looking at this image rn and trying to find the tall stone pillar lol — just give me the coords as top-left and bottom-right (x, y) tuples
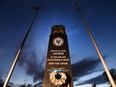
(43, 25), (74, 87)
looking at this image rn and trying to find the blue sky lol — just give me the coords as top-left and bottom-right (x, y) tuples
(0, 0), (116, 86)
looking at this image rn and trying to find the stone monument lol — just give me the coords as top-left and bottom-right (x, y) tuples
(43, 25), (74, 87)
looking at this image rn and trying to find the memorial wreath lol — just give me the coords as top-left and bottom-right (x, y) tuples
(49, 71), (67, 86)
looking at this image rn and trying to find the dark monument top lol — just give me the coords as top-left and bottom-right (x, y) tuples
(51, 25), (66, 34)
